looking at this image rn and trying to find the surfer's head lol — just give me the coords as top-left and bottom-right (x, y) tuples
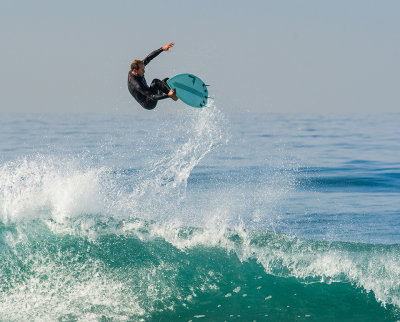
(131, 60), (145, 77)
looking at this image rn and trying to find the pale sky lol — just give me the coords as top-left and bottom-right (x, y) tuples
(1, 0), (399, 114)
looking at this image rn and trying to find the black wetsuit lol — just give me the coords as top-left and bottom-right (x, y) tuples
(127, 47), (171, 110)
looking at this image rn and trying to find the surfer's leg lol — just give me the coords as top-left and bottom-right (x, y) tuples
(150, 78), (178, 101)
(150, 79), (170, 95)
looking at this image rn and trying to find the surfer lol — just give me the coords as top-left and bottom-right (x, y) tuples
(128, 42), (178, 110)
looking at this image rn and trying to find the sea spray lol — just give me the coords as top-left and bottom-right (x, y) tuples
(0, 105), (227, 226)
(123, 103), (227, 221)
(0, 157), (108, 224)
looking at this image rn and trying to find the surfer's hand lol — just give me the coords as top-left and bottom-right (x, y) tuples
(162, 42), (175, 52)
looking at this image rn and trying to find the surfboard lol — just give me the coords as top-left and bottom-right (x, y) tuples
(167, 74), (208, 108)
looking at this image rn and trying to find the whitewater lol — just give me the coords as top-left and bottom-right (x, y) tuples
(1, 107), (400, 321)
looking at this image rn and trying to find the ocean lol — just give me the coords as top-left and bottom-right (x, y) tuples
(0, 107), (399, 321)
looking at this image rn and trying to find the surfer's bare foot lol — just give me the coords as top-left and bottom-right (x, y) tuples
(168, 89), (178, 101)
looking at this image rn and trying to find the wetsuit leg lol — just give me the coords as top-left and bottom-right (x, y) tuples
(140, 79), (171, 110)
(142, 100), (157, 110)
(150, 79), (170, 95)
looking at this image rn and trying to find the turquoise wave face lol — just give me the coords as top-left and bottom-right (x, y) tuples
(1, 217), (399, 321)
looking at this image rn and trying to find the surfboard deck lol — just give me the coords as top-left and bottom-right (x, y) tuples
(167, 74), (208, 108)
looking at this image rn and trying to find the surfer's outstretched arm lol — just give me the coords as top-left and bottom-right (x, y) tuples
(143, 42), (175, 66)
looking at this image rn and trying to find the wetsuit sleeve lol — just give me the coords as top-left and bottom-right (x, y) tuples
(143, 48), (163, 66)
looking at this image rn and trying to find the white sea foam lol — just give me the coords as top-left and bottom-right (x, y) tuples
(0, 157), (109, 223)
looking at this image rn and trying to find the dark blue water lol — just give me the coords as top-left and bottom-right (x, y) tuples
(0, 109), (399, 320)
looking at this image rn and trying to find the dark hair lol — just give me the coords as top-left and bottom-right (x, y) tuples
(131, 59), (144, 71)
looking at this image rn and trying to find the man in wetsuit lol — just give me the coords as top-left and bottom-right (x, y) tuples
(128, 42), (178, 110)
